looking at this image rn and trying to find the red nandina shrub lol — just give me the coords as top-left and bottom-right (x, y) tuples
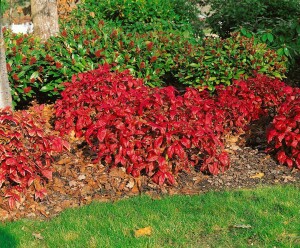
(0, 107), (69, 209)
(267, 91), (300, 169)
(55, 65), (230, 184)
(214, 82), (263, 133)
(235, 74), (295, 113)
(54, 66), (299, 184)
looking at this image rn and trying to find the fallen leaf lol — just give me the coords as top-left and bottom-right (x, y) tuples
(126, 179), (135, 189)
(78, 174), (86, 180)
(226, 135), (239, 143)
(260, 155), (271, 161)
(131, 184), (140, 194)
(282, 175), (295, 182)
(109, 167), (126, 177)
(231, 224), (252, 229)
(32, 232), (44, 240)
(0, 208), (9, 220)
(57, 157), (72, 165)
(134, 226), (152, 237)
(250, 172), (264, 179)
(69, 180), (77, 187)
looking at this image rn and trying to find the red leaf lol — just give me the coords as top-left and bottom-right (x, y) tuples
(180, 137), (191, 148)
(267, 129), (277, 143)
(277, 150), (287, 164)
(154, 136), (163, 149)
(97, 129), (107, 142)
(218, 152), (229, 167)
(9, 174), (21, 184)
(208, 162), (219, 175)
(174, 144), (185, 159)
(6, 158), (17, 166)
(8, 197), (16, 210)
(35, 188), (47, 200)
(41, 169), (52, 180)
(0, 174), (6, 187)
(153, 171), (166, 185)
(167, 145), (175, 159)
(165, 172), (175, 185)
(147, 153), (159, 162)
(131, 169), (140, 177)
(286, 158), (293, 168)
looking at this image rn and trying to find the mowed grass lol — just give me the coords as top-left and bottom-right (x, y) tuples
(0, 185), (299, 248)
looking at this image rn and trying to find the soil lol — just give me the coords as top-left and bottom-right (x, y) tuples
(0, 105), (299, 222)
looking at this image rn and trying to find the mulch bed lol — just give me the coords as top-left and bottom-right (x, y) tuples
(0, 105), (299, 222)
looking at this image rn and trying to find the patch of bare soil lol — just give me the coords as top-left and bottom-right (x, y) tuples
(0, 105), (299, 222)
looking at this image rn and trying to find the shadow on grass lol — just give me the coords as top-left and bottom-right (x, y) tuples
(0, 228), (17, 248)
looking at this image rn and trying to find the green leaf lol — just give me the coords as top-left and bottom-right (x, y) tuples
(40, 85), (54, 92)
(272, 72), (282, 79)
(284, 47), (290, 56)
(240, 27), (247, 36)
(189, 63), (199, 68)
(261, 34), (268, 42)
(277, 48), (284, 56)
(267, 33), (274, 43)
(17, 71), (26, 78)
(30, 71), (39, 79)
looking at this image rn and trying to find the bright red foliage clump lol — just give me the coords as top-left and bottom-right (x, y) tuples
(0, 107), (69, 209)
(267, 91), (300, 169)
(55, 65), (232, 184)
(54, 65), (299, 185)
(237, 74), (295, 112)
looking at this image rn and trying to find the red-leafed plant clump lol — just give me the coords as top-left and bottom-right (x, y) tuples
(267, 90), (300, 169)
(54, 65), (300, 185)
(55, 65), (231, 185)
(236, 74), (296, 113)
(0, 107), (69, 209)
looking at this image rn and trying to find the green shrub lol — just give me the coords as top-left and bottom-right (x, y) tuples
(206, 0), (300, 38)
(0, 0), (8, 13)
(238, 22), (300, 67)
(4, 24), (288, 107)
(66, 0), (204, 37)
(4, 31), (43, 107)
(176, 32), (287, 89)
(205, 0), (300, 66)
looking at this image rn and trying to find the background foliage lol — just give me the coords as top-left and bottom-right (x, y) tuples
(69, 0), (204, 37)
(205, 0), (300, 66)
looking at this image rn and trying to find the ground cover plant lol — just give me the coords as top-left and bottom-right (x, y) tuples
(0, 185), (299, 247)
(267, 94), (300, 169)
(0, 106), (69, 209)
(54, 65), (300, 187)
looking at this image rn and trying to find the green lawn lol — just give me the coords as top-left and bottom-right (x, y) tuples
(1, 185), (299, 248)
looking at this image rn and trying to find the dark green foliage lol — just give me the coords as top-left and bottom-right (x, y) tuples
(206, 0), (300, 66)
(66, 0), (204, 37)
(206, 0), (300, 38)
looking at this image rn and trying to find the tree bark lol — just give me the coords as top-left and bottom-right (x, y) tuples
(31, 0), (59, 41)
(0, 26), (13, 109)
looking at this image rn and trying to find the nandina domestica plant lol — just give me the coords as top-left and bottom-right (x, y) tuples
(54, 65), (231, 185)
(0, 107), (69, 209)
(54, 65), (300, 185)
(267, 91), (300, 169)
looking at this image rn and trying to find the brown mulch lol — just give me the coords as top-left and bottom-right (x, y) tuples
(0, 105), (299, 222)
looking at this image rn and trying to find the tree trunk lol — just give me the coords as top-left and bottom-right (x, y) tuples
(31, 0), (59, 41)
(0, 26), (13, 109)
